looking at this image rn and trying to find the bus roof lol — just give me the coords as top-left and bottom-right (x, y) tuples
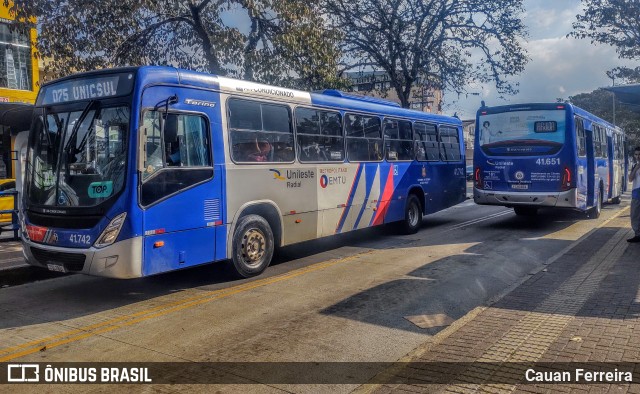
(42, 66), (461, 126)
(477, 102), (622, 133)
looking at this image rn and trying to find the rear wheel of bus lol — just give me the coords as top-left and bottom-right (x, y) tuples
(588, 186), (603, 219)
(399, 194), (423, 234)
(231, 215), (274, 278)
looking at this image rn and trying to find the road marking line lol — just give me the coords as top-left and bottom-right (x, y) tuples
(0, 250), (374, 362)
(445, 210), (512, 232)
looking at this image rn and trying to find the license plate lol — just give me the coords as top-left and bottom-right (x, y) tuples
(511, 184), (529, 190)
(47, 264), (66, 273)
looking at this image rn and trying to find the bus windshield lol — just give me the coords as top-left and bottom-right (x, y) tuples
(26, 104), (130, 207)
(478, 110), (566, 155)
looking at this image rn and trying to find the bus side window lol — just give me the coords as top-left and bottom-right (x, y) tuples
(142, 111), (164, 178)
(229, 99), (293, 163)
(295, 107), (344, 162)
(575, 117), (586, 157)
(414, 122), (441, 162)
(439, 126), (461, 161)
(345, 113), (382, 162)
(384, 118), (413, 161)
(140, 111), (213, 206)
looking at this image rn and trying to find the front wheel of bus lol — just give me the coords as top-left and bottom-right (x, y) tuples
(231, 215), (274, 278)
(399, 195), (423, 234)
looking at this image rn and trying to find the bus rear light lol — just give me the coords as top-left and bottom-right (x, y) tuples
(561, 167), (573, 191)
(94, 212), (127, 249)
(475, 168), (483, 189)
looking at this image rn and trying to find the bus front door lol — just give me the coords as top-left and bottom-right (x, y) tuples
(585, 126), (596, 208)
(139, 86), (223, 276)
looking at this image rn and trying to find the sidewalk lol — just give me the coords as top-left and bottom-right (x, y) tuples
(364, 207), (640, 392)
(0, 236), (26, 271)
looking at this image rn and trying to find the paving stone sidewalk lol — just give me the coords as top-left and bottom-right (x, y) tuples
(368, 213), (640, 393)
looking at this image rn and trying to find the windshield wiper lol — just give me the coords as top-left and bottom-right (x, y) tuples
(63, 100), (99, 153)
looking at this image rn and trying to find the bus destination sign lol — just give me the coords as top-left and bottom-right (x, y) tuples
(39, 73), (134, 105)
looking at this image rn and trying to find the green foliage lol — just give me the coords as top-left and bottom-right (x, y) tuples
(568, 88), (640, 148)
(571, 0), (640, 60)
(7, 0), (346, 90)
(571, 1), (640, 88)
(322, 0), (529, 108)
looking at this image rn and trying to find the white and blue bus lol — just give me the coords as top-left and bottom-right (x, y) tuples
(21, 66), (466, 278)
(473, 103), (627, 217)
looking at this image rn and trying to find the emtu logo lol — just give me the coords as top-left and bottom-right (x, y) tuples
(320, 175), (328, 188)
(269, 169), (286, 180)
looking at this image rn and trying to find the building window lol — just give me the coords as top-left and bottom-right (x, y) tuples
(0, 23), (32, 91)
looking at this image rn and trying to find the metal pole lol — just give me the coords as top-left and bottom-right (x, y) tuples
(612, 76), (616, 126)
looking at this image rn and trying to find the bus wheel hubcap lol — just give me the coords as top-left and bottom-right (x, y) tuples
(242, 229), (265, 266)
(409, 203), (419, 226)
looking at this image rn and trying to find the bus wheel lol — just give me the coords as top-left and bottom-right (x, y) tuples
(399, 194), (423, 234)
(514, 206), (538, 216)
(611, 196), (621, 205)
(231, 215), (274, 278)
(589, 190), (602, 219)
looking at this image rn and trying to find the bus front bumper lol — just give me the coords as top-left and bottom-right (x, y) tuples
(473, 188), (577, 208)
(22, 236), (144, 279)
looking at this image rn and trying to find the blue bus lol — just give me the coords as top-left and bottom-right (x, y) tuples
(473, 103), (627, 218)
(21, 66), (466, 278)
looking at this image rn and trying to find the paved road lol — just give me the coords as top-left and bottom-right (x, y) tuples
(0, 197), (627, 392)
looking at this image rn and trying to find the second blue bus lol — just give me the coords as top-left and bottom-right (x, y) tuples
(473, 103), (627, 217)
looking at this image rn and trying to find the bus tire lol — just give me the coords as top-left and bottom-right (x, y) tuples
(611, 196), (621, 205)
(231, 214), (274, 278)
(589, 188), (602, 219)
(514, 206), (538, 216)
(399, 194), (423, 234)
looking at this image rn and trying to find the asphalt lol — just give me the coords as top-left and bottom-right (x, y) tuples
(2, 192), (640, 392)
(359, 199), (640, 393)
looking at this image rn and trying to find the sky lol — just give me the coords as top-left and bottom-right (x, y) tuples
(445, 0), (636, 120)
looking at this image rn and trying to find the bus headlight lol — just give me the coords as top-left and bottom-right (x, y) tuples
(94, 213), (127, 249)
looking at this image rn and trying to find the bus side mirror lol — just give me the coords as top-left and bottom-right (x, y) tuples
(138, 127), (147, 173)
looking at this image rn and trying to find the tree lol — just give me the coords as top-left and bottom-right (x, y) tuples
(7, 0), (345, 90)
(322, 0), (529, 108)
(571, 0), (640, 60)
(567, 88), (640, 147)
(571, 0), (640, 83)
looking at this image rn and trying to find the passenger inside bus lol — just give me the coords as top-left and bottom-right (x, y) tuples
(238, 138), (272, 162)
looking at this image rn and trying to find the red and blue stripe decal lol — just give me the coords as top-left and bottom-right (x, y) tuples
(335, 163), (363, 234)
(371, 164), (395, 226)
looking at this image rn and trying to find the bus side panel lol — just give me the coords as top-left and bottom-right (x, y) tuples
(422, 162), (466, 215)
(143, 227), (217, 275)
(381, 162), (409, 224)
